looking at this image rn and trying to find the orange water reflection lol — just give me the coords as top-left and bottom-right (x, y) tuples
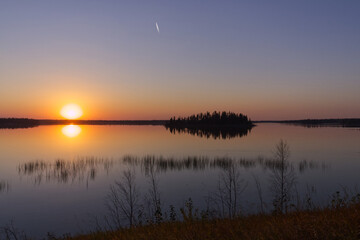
(62, 125), (82, 138)
(0, 124), (359, 166)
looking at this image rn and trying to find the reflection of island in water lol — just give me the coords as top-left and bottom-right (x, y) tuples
(165, 125), (252, 139)
(165, 111), (254, 139)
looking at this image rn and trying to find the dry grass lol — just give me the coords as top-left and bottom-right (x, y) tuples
(65, 203), (360, 240)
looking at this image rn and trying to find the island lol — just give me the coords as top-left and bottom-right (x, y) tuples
(164, 111), (254, 139)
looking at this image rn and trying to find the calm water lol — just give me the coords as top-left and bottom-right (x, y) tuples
(0, 123), (359, 237)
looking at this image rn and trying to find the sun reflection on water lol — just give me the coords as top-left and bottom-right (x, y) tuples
(62, 125), (82, 138)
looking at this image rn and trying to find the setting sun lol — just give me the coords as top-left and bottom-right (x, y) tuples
(60, 104), (83, 119)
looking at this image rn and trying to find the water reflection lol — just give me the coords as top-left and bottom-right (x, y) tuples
(165, 125), (252, 139)
(123, 155), (329, 175)
(0, 180), (10, 193)
(18, 157), (113, 184)
(62, 125), (81, 138)
(17, 156), (328, 185)
(0, 124), (358, 237)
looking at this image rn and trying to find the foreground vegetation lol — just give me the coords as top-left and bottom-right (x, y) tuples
(61, 141), (359, 240)
(1, 197), (359, 240)
(1, 141), (359, 240)
(64, 202), (360, 240)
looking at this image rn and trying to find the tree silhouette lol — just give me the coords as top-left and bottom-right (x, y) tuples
(106, 168), (140, 228)
(270, 140), (295, 214)
(166, 111), (254, 139)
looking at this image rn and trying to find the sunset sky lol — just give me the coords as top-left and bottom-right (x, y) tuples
(0, 1), (359, 120)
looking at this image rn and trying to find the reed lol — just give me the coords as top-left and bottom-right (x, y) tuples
(65, 202), (360, 240)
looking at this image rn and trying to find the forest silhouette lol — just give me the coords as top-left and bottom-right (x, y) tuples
(165, 111), (254, 139)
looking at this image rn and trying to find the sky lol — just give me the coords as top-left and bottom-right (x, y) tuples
(0, 0), (359, 120)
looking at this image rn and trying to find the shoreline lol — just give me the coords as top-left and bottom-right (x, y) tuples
(1, 118), (360, 129)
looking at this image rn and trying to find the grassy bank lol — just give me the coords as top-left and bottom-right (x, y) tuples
(66, 203), (360, 240)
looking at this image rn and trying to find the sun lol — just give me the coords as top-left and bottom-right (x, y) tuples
(60, 104), (83, 119)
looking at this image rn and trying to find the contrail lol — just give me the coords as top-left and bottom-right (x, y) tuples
(156, 22), (160, 33)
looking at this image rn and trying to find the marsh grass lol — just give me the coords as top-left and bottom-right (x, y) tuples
(69, 179), (360, 240)
(63, 201), (360, 240)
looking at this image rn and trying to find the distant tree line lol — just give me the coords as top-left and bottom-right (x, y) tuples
(168, 111), (253, 126)
(279, 118), (360, 128)
(0, 118), (39, 129)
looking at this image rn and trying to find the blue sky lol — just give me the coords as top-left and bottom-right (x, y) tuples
(1, 1), (359, 120)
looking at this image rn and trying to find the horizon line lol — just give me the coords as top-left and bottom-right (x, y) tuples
(1, 117), (360, 122)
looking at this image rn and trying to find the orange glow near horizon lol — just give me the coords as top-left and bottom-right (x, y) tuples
(1, 91), (359, 121)
(60, 104), (83, 119)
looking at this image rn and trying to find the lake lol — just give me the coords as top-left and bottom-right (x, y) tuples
(0, 123), (359, 237)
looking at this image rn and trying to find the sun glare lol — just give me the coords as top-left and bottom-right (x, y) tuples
(62, 125), (82, 138)
(60, 104), (83, 119)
